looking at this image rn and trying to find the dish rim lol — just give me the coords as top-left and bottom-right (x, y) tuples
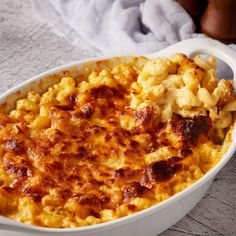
(0, 38), (236, 233)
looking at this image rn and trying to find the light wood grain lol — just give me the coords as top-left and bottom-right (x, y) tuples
(0, 1), (235, 235)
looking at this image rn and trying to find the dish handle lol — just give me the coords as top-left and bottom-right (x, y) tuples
(152, 38), (236, 89)
(188, 38), (236, 88)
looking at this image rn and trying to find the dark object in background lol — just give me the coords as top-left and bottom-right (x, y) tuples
(177, 0), (208, 32)
(177, 0), (236, 44)
(200, 0), (236, 44)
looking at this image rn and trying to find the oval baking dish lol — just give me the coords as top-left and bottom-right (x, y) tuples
(0, 38), (236, 236)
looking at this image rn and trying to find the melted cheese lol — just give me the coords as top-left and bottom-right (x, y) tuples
(0, 54), (235, 228)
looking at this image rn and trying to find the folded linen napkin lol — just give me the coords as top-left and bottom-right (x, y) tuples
(32, 0), (235, 78)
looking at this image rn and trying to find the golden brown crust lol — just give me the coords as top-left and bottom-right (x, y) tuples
(170, 115), (211, 143)
(121, 182), (147, 202)
(217, 80), (235, 109)
(0, 54), (235, 228)
(140, 157), (182, 188)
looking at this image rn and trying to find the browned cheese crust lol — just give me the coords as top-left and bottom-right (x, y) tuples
(0, 54), (235, 228)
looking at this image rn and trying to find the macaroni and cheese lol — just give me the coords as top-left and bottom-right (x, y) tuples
(0, 54), (235, 228)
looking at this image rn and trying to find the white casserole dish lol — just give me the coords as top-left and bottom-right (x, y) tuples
(0, 38), (236, 236)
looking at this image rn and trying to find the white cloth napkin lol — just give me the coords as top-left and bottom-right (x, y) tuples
(32, 0), (235, 78)
(32, 0), (196, 54)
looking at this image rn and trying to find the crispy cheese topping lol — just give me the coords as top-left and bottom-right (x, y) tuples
(0, 54), (235, 228)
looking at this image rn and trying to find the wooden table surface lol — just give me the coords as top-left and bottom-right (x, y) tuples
(0, 1), (235, 235)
